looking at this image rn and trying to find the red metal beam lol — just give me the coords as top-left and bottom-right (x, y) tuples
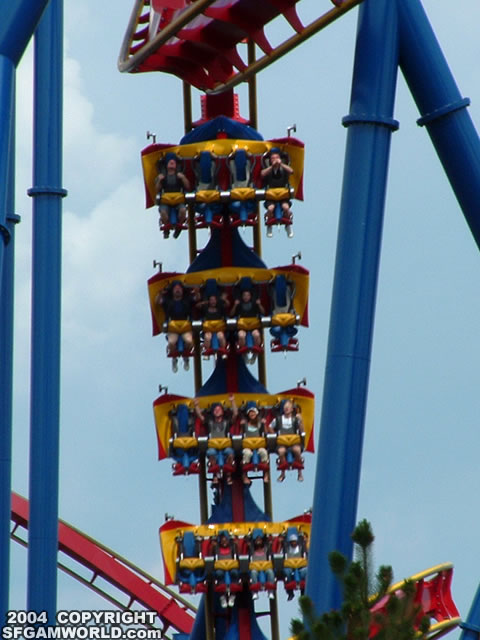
(10, 492), (195, 635)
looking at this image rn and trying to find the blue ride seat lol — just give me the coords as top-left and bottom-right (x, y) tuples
(178, 531), (206, 591)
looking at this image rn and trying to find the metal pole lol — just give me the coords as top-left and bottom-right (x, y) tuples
(397, 0), (480, 251)
(0, 102), (20, 621)
(0, 0), (51, 621)
(0, 55), (15, 294)
(183, 81), (193, 134)
(307, 0), (399, 613)
(0, 1), (50, 65)
(0, 0), (51, 287)
(27, 0), (67, 621)
(460, 583), (480, 640)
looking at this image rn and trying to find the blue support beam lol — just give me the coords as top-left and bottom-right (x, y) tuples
(0, 56), (15, 293)
(398, 0), (480, 249)
(0, 1), (50, 290)
(306, 0), (399, 613)
(0, 101), (20, 621)
(0, 0), (50, 66)
(0, 0), (50, 617)
(27, 0), (67, 622)
(460, 583), (480, 640)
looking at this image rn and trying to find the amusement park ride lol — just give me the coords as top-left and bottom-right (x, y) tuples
(2, 0), (480, 639)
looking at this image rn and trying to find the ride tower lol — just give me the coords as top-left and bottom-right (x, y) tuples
(137, 54), (315, 640)
(145, 105), (315, 639)
(117, 1), (357, 638)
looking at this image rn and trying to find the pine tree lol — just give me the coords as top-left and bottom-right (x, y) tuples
(290, 520), (430, 640)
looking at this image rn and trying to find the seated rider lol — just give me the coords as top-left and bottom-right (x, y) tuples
(261, 147), (294, 239)
(240, 402), (269, 484)
(194, 395), (237, 483)
(196, 292), (229, 353)
(249, 530), (275, 601)
(156, 281), (196, 372)
(210, 531), (239, 609)
(230, 288), (265, 361)
(283, 531), (307, 601)
(155, 152), (191, 238)
(271, 399), (304, 482)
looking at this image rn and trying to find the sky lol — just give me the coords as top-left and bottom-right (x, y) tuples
(7, 0), (480, 637)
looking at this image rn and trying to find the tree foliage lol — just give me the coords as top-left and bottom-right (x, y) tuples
(290, 520), (430, 640)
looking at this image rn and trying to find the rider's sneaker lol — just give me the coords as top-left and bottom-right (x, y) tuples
(183, 357), (190, 371)
(172, 358), (178, 373)
(266, 225), (273, 238)
(173, 226), (182, 239)
(285, 225), (294, 238)
(163, 229), (170, 239)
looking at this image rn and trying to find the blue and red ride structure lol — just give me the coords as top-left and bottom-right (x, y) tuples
(143, 108), (313, 640)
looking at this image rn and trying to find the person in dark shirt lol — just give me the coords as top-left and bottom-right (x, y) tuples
(249, 531), (275, 600)
(196, 293), (228, 351)
(261, 148), (294, 238)
(230, 289), (265, 350)
(210, 531), (239, 608)
(156, 281), (195, 371)
(155, 153), (190, 238)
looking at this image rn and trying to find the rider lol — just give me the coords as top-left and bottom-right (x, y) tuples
(196, 292), (229, 353)
(249, 530), (275, 600)
(271, 399), (304, 482)
(230, 288), (265, 362)
(155, 152), (191, 238)
(210, 531), (239, 608)
(261, 147), (294, 238)
(240, 402), (269, 484)
(283, 531), (307, 601)
(194, 395), (237, 483)
(156, 281), (195, 372)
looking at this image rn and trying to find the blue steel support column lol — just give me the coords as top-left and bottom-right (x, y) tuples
(27, 0), (67, 621)
(0, 56), (15, 292)
(306, 0), (399, 613)
(0, 102), (20, 622)
(398, 0), (480, 250)
(460, 584), (480, 640)
(0, 0), (49, 616)
(0, 0), (50, 288)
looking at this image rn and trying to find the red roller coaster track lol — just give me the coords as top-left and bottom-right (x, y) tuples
(10, 493), (195, 637)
